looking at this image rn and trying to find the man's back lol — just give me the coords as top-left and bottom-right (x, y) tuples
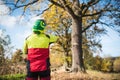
(26, 33), (50, 48)
(25, 33), (50, 72)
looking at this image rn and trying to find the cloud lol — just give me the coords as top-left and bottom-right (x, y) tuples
(0, 15), (17, 28)
(0, 2), (10, 15)
(16, 30), (31, 40)
(0, 15), (33, 29)
(0, 1), (42, 29)
(0, 2), (22, 28)
(0, 1), (16, 28)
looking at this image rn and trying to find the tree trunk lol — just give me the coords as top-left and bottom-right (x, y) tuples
(71, 16), (85, 72)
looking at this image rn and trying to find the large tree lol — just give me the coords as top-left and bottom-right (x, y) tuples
(2, 0), (120, 72)
(42, 4), (104, 71)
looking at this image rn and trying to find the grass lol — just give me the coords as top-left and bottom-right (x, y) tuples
(0, 74), (25, 80)
(0, 70), (119, 80)
(87, 70), (120, 80)
(51, 69), (120, 80)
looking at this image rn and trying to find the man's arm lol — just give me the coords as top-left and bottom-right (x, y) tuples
(22, 40), (28, 60)
(49, 35), (58, 44)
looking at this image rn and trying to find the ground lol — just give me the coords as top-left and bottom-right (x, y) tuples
(51, 69), (120, 80)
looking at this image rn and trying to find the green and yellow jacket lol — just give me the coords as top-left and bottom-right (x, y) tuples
(23, 33), (57, 72)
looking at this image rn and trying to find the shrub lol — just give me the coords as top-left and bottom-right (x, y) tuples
(113, 58), (120, 72)
(101, 59), (113, 72)
(0, 74), (25, 80)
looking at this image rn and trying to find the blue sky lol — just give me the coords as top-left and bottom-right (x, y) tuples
(0, 1), (120, 57)
(100, 28), (120, 57)
(0, 14), (39, 49)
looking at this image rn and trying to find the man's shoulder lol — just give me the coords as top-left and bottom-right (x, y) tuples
(25, 33), (51, 40)
(41, 33), (50, 39)
(25, 34), (32, 40)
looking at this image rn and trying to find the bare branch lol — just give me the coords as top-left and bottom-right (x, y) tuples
(2, 2), (15, 6)
(55, 30), (64, 40)
(82, 0), (100, 15)
(87, 0), (100, 6)
(4, 0), (39, 13)
(82, 14), (101, 33)
(59, 0), (75, 17)
(15, 0), (39, 8)
(99, 20), (115, 29)
(19, 6), (27, 20)
(48, 0), (64, 9)
(15, 0), (20, 7)
(36, 4), (54, 16)
(83, 0), (111, 17)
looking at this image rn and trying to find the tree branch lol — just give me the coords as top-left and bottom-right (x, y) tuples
(82, 14), (101, 33)
(49, 0), (76, 17)
(4, 0), (39, 11)
(14, 0), (39, 9)
(14, 0), (20, 7)
(82, 0), (100, 15)
(59, 0), (75, 17)
(55, 30), (64, 40)
(36, 4), (54, 16)
(99, 20), (115, 29)
(83, 0), (111, 17)
(99, 20), (120, 35)
(2, 2), (15, 6)
(48, 0), (64, 9)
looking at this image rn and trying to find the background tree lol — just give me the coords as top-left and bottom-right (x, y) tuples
(101, 58), (113, 72)
(0, 29), (11, 65)
(113, 58), (120, 72)
(11, 49), (23, 63)
(0, 28), (12, 75)
(50, 43), (65, 68)
(3, 0), (120, 72)
(42, 5), (72, 70)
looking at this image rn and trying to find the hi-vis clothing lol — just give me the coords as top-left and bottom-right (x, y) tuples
(23, 33), (57, 72)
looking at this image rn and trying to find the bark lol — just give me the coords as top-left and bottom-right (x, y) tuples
(71, 16), (85, 72)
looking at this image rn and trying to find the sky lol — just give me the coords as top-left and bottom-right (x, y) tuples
(0, 1), (120, 57)
(100, 28), (120, 57)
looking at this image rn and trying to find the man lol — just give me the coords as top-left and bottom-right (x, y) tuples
(23, 19), (58, 80)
